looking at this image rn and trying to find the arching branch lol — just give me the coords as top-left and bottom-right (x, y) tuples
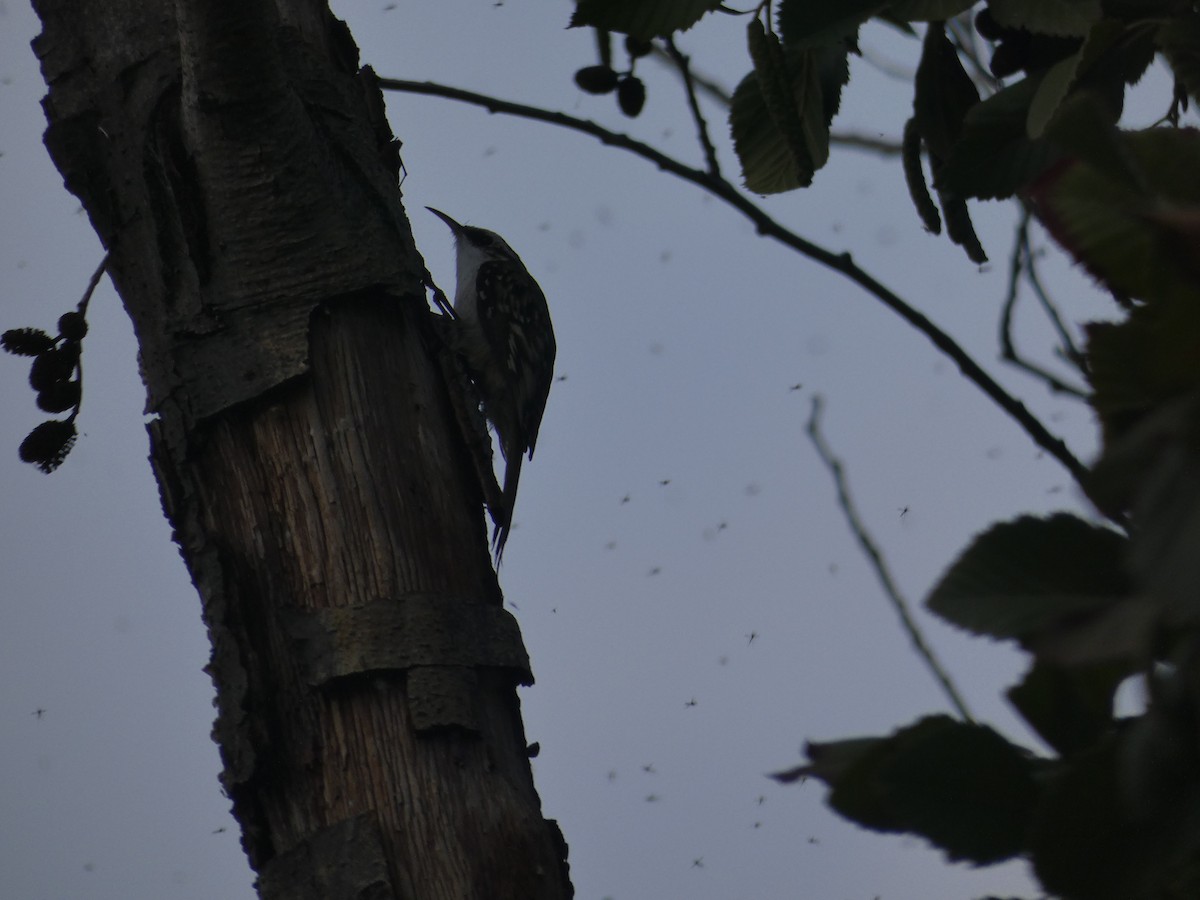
(380, 77), (1105, 520)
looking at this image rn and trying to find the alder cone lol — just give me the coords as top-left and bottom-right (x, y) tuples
(617, 75), (646, 117)
(575, 65), (618, 94)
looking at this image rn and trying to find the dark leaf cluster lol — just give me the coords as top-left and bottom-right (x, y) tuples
(779, 511), (1200, 898)
(567, 1), (1200, 897)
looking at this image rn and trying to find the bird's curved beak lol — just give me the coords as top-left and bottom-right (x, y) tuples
(426, 206), (463, 234)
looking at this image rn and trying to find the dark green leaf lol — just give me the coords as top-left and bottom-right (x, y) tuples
(889, 0), (979, 21)
(777, 0), (887, 47)
(1027, 18), (1150, 139)
(796, 736), (884, 781)
(989, 0), (1102, 37)
(1006, 661), (1127, 755)
(1088, 396), (1200, 626)
(570, 0), (722, 39)
(1030, 733), (1200, 899)
(1031, 125), (1200, 304)
(926, 513), (1129, 641)
(732, 37), (845, 193)
(812, 716), (1040, 864)
(935, 76), (1061, 199)
(874, 718), (1038, 864)
(1083, 310), (1200, 445)
(745, 19), (816, 185)
(1041, 90), (1136, 186)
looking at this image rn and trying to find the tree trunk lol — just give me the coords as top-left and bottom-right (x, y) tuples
(32, 1), (570, 896)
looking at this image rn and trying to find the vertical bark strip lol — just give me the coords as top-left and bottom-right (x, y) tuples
(32, 0), (571, 895)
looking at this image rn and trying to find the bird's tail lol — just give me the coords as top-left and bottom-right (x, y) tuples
(491, 449), (524, 564)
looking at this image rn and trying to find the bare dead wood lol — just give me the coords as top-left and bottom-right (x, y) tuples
(33, 1), (570, 895)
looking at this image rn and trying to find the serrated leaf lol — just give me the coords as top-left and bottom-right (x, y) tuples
(778, 0), (887, 47)
(1026, 594), (1157, 666)
(773, 736), (884, 785)
(1084, 304), (1200, 445)
(811, 717), (1039, 864)
(1030, 127), (1200, 305)
(1089, 394), (1200, 627)
(1027, 19), (1128, 139)
(1040, 91), (1135, 187)
(989, 0), (1102, 37)
(569, 0), (721, 39)
(888, 0), (979, 22)
(936, 76), (1061, 200)
(1029, 734), (1200, 900)
(873, 718), (1038, 864)
(1029, 740), (1134, 899)
(814, 37), (851, 122)
(730, 72), (799, 194)
(746, 19), (815, 185)
(823, 737), (911, 833)
(926, 514), (1129, 642)
(1007, 661), (1127, 756)
(731, 41), (845, 194)
(1027, 53), (1083, 139)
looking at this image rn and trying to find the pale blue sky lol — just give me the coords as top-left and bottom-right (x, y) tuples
(1, 2), (1136, 898)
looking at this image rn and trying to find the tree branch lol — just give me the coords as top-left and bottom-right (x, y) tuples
(650, 42), (733, 106)
(662, 37), (722, 177)
(380, 78), (1104, 517)
(826, 131), (903, 156)
(806, 396), (973, 722)
(999, 210), (1088, 398)
(1020, 219), (1086, 371)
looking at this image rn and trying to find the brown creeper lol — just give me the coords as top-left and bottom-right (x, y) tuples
(428, 207), (556, 561)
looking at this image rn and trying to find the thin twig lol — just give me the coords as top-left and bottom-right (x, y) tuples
(663, 37), (722, 177)
(1020, 221), (1086, 371)
(998, 211), (1087, 397)
(380, 78), (1107, 520)
(650, 44), (732, 106)
(423, 266), (456, 319)
(806, 395), (973, 722)
(828, 131), (903, 156)
(66, 253), (109, 426)
(78, 252), (110, 317)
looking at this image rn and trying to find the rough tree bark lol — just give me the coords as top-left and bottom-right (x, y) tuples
(31, 1), (571, 897)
